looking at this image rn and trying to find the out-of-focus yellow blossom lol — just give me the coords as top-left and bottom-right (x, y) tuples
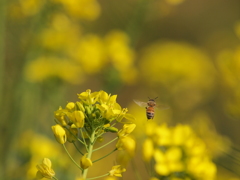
(165, 0), (185, 5)
(140, 41), (215, 110)
(191, 113), (231, 158)
(109, 165), (126, 177)
(51, 124), (67, 144)
(53, 0), (101, 20)
(216, 47), (240, 117)
(143, 123), (217, 180)
(72, 34), (107, 74)
(36, 158), (55, 179)
(116, 136), (136, 156)
(80, 154), (93, 169)
(116, 149), (133, 167)
(9, 0), (45, 18)
(40, 13), (81, 51)
(234, 21), (240, 39)
(118, 123), (136, 137)
(149, 177), (159, 180)
(24, 56), (82, 84)
(142, 138), (154, 162)
(105, 30), (137, 84)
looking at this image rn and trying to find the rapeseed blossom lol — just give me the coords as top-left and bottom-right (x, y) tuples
(45, 89), (136, 179)
(143, 122), (217, 180)
(36, 158), (55, 179)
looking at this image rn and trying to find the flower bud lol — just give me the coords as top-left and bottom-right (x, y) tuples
(51, 124), (67, 144)
(73, 111), (85, 128)
(80, 154), (93, 169)
(105, 127), (118, 133)
(76, 101), (85, 112)
(66, 102), (75, 110)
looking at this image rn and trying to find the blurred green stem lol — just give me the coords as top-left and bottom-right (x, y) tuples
(63, 144), (83, 170)
(92, 148), (117, 163)
(0, 0), (6, 177)
(82, 130), (95, 179)
(93, 137), (118, 152)
(0, 0), (5, 103)
(126, 0), (149, 46)
(86, 173), (110, 180)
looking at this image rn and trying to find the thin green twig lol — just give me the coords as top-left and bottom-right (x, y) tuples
(73, 141), (84, 155)
(80, 128), (89, 152)
(62, 144), (83, 170)
(86, 173), (110, 180)
(93, 148), (117, 163)
(93, 137), (118, 152)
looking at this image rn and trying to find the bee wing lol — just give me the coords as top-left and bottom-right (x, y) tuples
(155, 104), (170, 110)
(133, 99), (148, 108)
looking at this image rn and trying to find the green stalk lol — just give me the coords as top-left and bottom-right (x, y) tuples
(93, 137), (118, 152)
(93, 148), (117, 163)
(62, 144), (83, 170)
(73, 142), (84, 155)
(82, 130), (95, 178)
(86, 173), (110, 180)
(53, 176), (59, 180)
(80, 128), (89, 152)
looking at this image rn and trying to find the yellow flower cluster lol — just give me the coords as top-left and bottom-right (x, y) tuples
(143, 122), (217, 180)
(48, 89), (136, 179)
(53, 90), (135, 143)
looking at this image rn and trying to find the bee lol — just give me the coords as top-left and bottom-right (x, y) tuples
(134, 97), (169, 120)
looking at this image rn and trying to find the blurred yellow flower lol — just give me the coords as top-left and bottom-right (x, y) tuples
(165, 0), (185, 5)
(143, 123), (217, 179)
(140, 41), (215, 110)
(24, 56), (82, 84)
(109, 165), (126, 177)
(142, 138), (154, 162)
(40, 13), (81, 51)
(9, 0), (45, 18)
(72, 34), (107, 74)
(116, 136), (136, 156)
(234, 21), (240, 39)
(53, 0), (101, 20)
(36, 158), (55, 179)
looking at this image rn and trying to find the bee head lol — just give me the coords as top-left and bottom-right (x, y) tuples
(148, 97), (158, 102)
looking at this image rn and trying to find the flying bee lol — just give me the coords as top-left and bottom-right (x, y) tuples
(134, 97), (169, 120)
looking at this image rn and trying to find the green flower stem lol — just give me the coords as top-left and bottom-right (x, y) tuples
(84, 126), (91, 139)
(93, 137), (118, 152)
(80, 128), (89, 152)
(62, 144), (83, 170)
(93, 148), (117, 163)
(82, 130), (96, 179)
(73, 142), (84, 155)
(86, 173), (110, 180)
(53, 176), (59, 180)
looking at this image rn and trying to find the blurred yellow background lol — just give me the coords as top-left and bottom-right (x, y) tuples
(1, 0), (240, 179)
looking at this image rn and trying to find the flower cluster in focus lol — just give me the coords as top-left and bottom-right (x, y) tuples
(37, 89), (136, 179)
